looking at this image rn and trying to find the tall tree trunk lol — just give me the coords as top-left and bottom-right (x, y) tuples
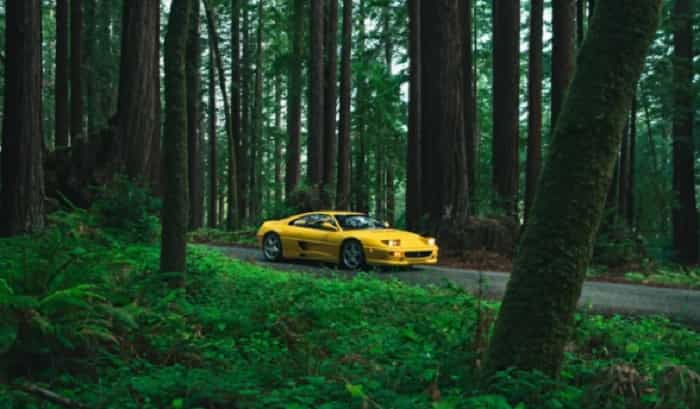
(491, 0), (520, 217)
(208, 47), (218, 228)
(83, 0), (99, 135)
(250, 0), (264, 219)
(420, 0), (468, 229)
(577, 0), (585, 47)
(274, 75), (283, 208)
(149, 12), (162, 196)
(464, 0), (477, 217)
(671, 0), (697, 264)
(230, 0), (242, 227)
(55, 0), (69, 149)
(161, 0), (192, 276)
(354, 0), (369, 213)
(285, 0), (304, 198)
(204, 0), (239, 229)
(71, 0), (84, 142)
(187, 0), (203, 230)
(627, 96), (636, 228)
(406, 0), (422, 229)
(486, 0), (661, 376)
(525, 0), (543, 220)
(1, 0), (45, 236)
(551, 0), (576, 132)
(383, 6), (395, 224)
(323, 0), (338, 206)
(336, 0), (352, 210)
(308, 0), (325, 194)
(119, 0), (160, 181)
(239, 4), (251, 221)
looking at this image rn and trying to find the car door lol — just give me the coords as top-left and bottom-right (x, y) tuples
(284, 214), (338, 261)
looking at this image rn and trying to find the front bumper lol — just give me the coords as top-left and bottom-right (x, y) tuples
(365, 246), (439, 266)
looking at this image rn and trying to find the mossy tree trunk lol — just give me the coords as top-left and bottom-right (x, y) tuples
(208, 42), (218, 228)
(55, 0), (69, 149)
(323, 0), (338, 207)
(160, 0), (192, 276)
(308, 0), (325, 195)
(71, 0), (84, 142)
(485, 0), (661, 376)
(551, 0), (576, 135)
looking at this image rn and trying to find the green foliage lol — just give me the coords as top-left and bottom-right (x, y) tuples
(1, 209), (699, 408)
(91, 176), (162, 242)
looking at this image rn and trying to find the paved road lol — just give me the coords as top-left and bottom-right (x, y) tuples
(209, 245), (700, 328)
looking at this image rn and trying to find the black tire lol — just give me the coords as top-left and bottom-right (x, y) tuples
(340, 240), (366, 270)
(262, 233), (283, 261)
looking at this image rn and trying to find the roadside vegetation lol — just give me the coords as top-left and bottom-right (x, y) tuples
(1, 185), (699, 409)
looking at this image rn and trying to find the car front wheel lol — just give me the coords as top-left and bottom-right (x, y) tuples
(262, 233), (283, 261)
(340, 240), (365, 270)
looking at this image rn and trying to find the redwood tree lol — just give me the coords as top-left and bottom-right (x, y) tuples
(492, 0), (520, 216)
(323, 0), (338, 203)
(486, 0), (661, 376)
(525, 0), (544, 219)
(119, 0), (161, 181)
(286, 0), (304, 198)
(55, 0), (69, 149)
(187, 0), (204, 230)
(0, 0), (45, 236)
(308, 0), (325, 191)
(671, 0), (698, 264)
(161, 0), (192, 275)
(551, 0), (576, 131)
(208, 46), (218, 228)
(336, 0), (352, 210)
(406, 0), (422, 229)
(71, 0), (84, 141)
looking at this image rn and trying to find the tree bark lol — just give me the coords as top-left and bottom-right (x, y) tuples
(83, 0), (99, 135)
(204, 0), (240, 229)
(671, 0), (698, 264)
(239, 4), (251, 220)
(286, 0), (304, 198)
(406, 0), (422, 229)
(464, 0), (477, 218)
(55, 0), (69, 148)
(71, 0), (84, 142)
(208, 45), (218, 228)
(485, 0), (661, 376)
(161, 0), (192, 276)
(525, 0), (543, 220)
(577, 0), (585, 47)
(336, 0), (352, 210)
(323, 0), (338, 205)
(551, 0), (576, 132)
(118, 0), (161, 181)
(274, 75), (283, 208)
(491, 0), (520, 216)
(420, 0), (468, 228)
(0, 0), (45, 236)
(187, 0), (203, 230)
(308, 0), (325, 192)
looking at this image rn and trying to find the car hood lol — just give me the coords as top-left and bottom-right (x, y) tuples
(349, 229), (430, 247)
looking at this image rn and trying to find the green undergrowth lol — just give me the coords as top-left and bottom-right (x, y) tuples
(1, 210), (699, 409)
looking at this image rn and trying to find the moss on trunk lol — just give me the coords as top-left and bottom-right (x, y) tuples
(485, 0), (661, 376)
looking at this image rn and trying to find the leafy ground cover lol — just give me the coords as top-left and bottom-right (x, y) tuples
(1, 210), (699, 409)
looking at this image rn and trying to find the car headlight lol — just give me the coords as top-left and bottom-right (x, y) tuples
(381, 239), (401, 247)
(426, 237), (436, 246)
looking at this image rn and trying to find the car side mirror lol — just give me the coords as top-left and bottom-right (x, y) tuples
(321, 222), (338, 232)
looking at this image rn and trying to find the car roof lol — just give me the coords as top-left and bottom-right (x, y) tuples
(290, 210), (366, 218)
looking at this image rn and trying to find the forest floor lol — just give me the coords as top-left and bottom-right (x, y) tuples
(2, 209), (700, 409)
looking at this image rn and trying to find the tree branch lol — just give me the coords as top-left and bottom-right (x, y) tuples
(12, 383), (88, 409)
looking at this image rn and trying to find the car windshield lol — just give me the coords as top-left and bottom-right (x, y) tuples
(335, 215), (385, 230)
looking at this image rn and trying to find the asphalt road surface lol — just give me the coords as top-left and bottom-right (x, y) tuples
(209, 245), (700, 328)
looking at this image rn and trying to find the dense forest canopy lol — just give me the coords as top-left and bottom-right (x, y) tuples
(2, 0), (700, 407)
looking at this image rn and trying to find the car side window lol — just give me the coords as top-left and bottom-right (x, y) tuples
(291, 214), (335, 230)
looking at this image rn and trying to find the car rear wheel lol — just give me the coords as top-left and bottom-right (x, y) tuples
(340, 240), (365, 270)
(262, 233), (283, 261)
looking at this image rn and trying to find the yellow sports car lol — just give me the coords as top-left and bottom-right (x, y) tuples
(255, 211), (438, 269)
